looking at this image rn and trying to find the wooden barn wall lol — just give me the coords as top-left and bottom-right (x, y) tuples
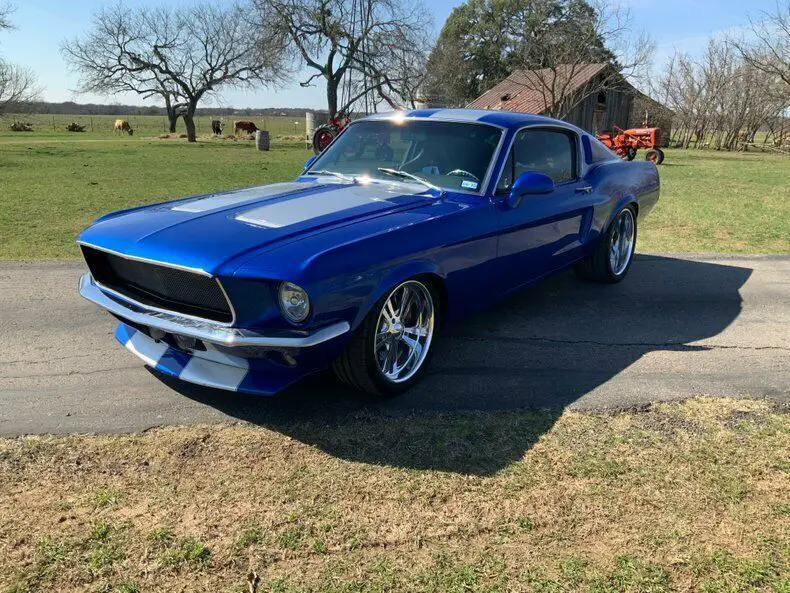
(563, 94), (596, 131)
(562, 88), (632, 134)
(604, 91), (632, 130)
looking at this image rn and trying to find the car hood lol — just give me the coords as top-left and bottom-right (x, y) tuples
(78, 179), (436, 275)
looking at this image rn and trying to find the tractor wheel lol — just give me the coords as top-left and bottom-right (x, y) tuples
(312, 124), (337, 154)
(645, 148), (665, 165)
(624, 147), (637, 161)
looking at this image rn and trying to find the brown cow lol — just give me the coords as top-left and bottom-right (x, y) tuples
(211, 119), (223, 135)
(114, 119), (133, 136)
(234, 120), (258, 135)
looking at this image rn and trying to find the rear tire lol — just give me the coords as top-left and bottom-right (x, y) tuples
(624, 147), (637, 161)
(574, 206), (637, 284)
(645, 148), (665, 165)
(333, 278), (440, 396)
(312, 124), (337, 154)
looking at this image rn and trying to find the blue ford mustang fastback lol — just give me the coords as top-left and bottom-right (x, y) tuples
(78, 108), (659, 396)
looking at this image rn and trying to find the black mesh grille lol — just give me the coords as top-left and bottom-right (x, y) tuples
(82, 246), (233, 323)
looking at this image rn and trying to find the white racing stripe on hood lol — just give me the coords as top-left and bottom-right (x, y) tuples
(171, 182), (306, 213)
(236, 189), (390, 228)
(429, 109), (494, 121)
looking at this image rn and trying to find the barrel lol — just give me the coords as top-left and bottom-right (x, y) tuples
(306, 111), (329, 148)
(305, 112), (315, 148)
(255, 130), (270, 151)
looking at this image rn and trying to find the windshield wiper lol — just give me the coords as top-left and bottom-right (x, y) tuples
(309, 169), (356, 183)
(377, 168), (443, 194)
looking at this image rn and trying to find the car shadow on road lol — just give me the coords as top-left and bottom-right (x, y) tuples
(154, 254), (752, 475)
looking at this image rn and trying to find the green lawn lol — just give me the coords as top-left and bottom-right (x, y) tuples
(0, 136), (312, 259)
(0, 133), (787, 259)
(638, 149), (790, 253)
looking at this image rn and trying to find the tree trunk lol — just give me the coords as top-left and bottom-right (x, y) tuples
(167, 110), (179, 133)
(184, 105), (197, 142)
(162, 94), (179, 133)
(326, 77), (338, 120)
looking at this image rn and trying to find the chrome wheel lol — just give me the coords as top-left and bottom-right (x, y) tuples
(609, 208), (635, 276)
(374, 280), (435, 384)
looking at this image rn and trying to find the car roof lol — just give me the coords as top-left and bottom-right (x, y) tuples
(359, 108), (579, 132)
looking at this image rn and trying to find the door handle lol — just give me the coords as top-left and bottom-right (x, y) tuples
(575, 186), (593, 194)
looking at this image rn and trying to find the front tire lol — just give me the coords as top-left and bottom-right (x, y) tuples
(333, 278), (439, 396)
(575, 206), (637, 284)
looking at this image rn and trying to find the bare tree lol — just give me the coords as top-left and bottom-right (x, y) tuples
(0, 61), (37, 113)
(255, 0), (432, 118)
(656, 37), (789, 151)
(379, 35), (431, 109)
(0, 2), (12, 30)
(62, 2), (290, 141)
(0, 3), (39, 115)
(507, 0), (655, 120)
(62, 5), (188, 134)
(732, 1), (790, 89)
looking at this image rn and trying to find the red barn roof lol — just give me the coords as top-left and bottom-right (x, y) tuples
(468, 63), (610, 113)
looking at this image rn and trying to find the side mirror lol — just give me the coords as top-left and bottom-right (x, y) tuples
(303, 155), (318, 171)
(506, 171), (555, 208)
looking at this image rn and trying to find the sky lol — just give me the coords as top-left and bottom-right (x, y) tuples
(0, 0), (780, 109)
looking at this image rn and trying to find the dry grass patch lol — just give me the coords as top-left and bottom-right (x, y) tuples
(0, 397), (787, 592)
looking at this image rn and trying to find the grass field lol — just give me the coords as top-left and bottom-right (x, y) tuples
(638, 150), (790, 253)
(0, 127), (788, 259)
(1, 397), (787, 592)
(0, 135), (312, 259)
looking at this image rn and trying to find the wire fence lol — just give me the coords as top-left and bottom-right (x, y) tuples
(0, 113), (308, 138)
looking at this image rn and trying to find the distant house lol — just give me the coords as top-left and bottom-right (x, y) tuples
(468, 63), (673, 142)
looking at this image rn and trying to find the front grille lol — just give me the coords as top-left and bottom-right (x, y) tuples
(81, 246), (233, 323)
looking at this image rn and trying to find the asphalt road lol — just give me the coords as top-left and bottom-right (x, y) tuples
(1, 254), (788, 438)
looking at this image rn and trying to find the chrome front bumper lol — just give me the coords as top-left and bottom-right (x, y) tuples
(78, 272), (350, 348)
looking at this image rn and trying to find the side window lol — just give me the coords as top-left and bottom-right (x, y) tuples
(513, 129), (576, 184)
(496, 128), (577, 191)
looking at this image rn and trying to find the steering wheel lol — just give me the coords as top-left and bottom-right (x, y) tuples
(446, 169), (480, 182)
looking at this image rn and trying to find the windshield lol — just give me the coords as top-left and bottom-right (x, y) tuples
(306, 119), (503, 193)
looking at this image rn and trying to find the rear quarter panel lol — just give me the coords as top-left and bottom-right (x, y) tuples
(586, 159), (660, 245)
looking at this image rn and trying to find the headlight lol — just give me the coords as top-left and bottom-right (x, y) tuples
(278, 281), (310, 323)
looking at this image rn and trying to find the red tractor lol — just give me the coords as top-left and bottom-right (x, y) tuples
(312, 116), (351, 154)
(597, 126), (665, 165)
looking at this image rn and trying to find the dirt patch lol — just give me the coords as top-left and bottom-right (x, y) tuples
(155, 133), (189, 140)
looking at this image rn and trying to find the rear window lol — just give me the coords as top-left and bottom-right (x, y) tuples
(589, 136), (617, 163)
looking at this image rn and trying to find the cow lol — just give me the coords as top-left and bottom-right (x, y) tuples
(234, 120), (258, 135)
(211, 119), (223, 135)
(114, 119), (133, 136)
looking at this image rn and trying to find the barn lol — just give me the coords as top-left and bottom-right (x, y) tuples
(468, 63), (673, 144)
